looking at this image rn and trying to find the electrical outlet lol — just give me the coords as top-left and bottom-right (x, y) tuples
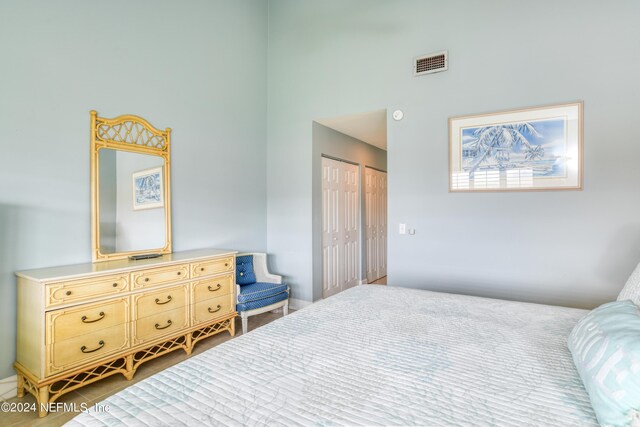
(399, 224), (406, 234)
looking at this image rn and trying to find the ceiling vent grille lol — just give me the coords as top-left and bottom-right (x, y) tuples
(414, 51), (448, 76)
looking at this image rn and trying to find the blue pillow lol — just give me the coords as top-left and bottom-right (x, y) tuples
(568, 300), (640, 427)
(236, 255), (256, 285)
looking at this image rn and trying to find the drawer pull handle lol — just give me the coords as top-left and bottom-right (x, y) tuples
(155, 295), (173, 305)
(81, 340), (105, 354)
(225, 263), (229, 267)
(200, 267), (205, 272)
(208, 284), (222, 292)
(112, 283), (118, 288)
(144, 278), (150, 282)
(81, 312), (105, 323)
(65, 291), (72, 296)
(155, 320), (172, 330)
(177, 271), (182, 276)
(208, 305), (222, 314)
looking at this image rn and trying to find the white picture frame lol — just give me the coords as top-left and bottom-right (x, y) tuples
(449, 102), (583, 192)
(132, 166), (164, 210)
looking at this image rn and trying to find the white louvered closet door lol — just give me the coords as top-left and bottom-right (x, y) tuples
(365, 168), (387, 283)
(322, 157), (360, 298)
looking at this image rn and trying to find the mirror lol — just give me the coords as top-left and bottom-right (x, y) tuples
(98, 150), (166, 253)
(91, 111), (172, 262)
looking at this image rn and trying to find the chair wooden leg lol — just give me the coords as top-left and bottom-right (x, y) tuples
(241, 312), (248, 335)
(283, 301), (289, 316)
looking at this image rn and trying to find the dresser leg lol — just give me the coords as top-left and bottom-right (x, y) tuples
(37, 386), (49, 418)
(123, 355), (134, 380)
(229, 318), (236, 337)
(184, 334), (193, 355)
(16, 374), (25, 398)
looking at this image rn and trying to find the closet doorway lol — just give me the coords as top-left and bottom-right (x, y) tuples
(313, 108), (387, 301)
(321, 156), (360, 298)
(365, 167), (387, 283)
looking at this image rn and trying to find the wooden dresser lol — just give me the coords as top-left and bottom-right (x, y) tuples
(14, 248), (237, 417)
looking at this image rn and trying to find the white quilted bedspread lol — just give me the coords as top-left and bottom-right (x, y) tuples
(67, 285), (597, 426)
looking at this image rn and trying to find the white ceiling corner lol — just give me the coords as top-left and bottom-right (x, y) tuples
(315, 109), (387, 151)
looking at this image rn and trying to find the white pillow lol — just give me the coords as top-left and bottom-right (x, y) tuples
(618, 262), (640, 305)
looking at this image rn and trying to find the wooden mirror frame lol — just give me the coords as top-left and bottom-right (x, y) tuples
(90, 110), (172, 262)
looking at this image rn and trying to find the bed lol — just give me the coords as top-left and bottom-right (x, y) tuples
(66, 285), (597, 426)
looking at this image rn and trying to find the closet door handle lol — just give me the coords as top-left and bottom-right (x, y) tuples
(155, 295), (172, 305)
(208, 305), (222, 314)
(81, 340), (105, 353)
(155, 320), (172, 330)
(81, 312), (105, 323)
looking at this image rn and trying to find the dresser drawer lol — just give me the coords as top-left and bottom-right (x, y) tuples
(132, 285), (189, 344)
(192, 293), (235, 326)
(133, 307), (188, 344)
(133, 285), (188, 316)
(131, 264), (190, 289)
(48, 324), (129, 376)
(192, 274), (234, 302)
(46, 274), (129, 308)
(46, 298), (129, 344)
(191, 257), (234, 278)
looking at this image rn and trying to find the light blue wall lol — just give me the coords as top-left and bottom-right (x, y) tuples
(0, 0), (267, 379)
(267, 0), (640, 306)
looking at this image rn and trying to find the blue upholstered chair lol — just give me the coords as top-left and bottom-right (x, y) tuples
(236, 253), (289, 334)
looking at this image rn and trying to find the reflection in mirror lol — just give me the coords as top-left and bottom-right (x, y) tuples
(98, 149), (166, 254)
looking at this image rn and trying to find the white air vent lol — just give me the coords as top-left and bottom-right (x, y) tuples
(414, 50), (448, 76)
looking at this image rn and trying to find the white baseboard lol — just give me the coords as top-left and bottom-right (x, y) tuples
(289, 298), (313, 311)
(0, 375), (17, 401)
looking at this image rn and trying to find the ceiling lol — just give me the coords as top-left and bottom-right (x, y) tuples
(315, 109), (387, 151)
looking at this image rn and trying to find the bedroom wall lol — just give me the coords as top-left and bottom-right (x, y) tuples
(0, 0), (267, 379)
(312, 123), (387, 301)
(267, 1), (640, 307)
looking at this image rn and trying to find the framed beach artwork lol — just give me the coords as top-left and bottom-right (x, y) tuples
(449, 102), (582, 192)
(132, 166), (164, 210)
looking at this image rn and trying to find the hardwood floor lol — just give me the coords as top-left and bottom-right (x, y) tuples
(2, 311), (289, 427)
(370, 276), (387, 285)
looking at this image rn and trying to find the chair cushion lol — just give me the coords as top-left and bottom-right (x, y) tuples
(236, 255), (256, 285)
(237, 282), (288, 303)
(568, 300), (640, 427)
(236, 291), (289, 312)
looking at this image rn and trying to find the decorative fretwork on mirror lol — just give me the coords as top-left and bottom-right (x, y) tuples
(90, 111), (172, 262)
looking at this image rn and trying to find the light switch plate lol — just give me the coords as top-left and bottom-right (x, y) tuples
(399, 223), (406, 234)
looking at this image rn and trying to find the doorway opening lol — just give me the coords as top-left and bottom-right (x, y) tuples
(312, 109), (388, 300)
